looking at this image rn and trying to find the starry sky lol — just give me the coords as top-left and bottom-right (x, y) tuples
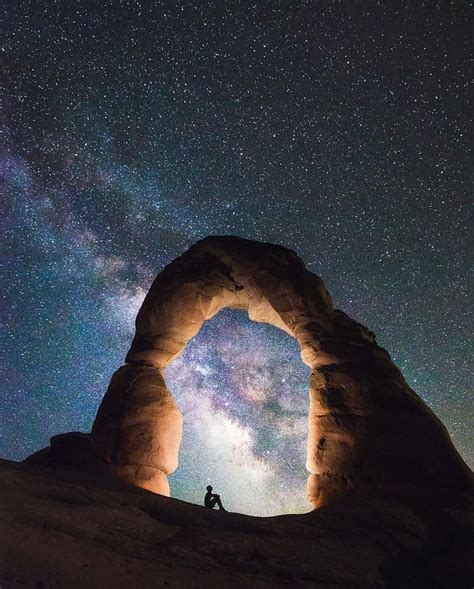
(2, 1), (472, 516)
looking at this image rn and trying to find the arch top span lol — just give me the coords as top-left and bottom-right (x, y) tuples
(92, 236), (472, 508)
(126, 235), (344, 370)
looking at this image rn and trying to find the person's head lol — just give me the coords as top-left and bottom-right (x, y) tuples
(206, 485), (212, 492)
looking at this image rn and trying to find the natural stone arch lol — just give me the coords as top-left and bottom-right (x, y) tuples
(92, 236), (471, 508)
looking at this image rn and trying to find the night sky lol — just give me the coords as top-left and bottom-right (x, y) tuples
(2, 2), (472, 516)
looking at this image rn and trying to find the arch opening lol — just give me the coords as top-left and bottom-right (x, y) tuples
(165, 308), (311, 516)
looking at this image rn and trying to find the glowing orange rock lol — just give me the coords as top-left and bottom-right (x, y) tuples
(92, 236), (471, 506)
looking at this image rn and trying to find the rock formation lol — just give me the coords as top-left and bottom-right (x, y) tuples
(87, 236), (471, 507)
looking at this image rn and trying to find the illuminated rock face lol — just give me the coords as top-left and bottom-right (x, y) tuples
(92, 236), (471, 507)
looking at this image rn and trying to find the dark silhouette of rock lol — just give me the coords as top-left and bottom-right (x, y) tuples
(86, 236), (471, 507)
(25, 432), (98, 471)
(1, 459), (473, 588)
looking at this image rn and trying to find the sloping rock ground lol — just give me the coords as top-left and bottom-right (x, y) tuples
(0, 459), (472, 588)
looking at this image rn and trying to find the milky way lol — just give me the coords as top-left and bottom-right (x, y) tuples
(2, 2), (472, 515)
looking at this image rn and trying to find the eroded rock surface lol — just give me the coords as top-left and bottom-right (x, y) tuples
(87, 236), (472, 506)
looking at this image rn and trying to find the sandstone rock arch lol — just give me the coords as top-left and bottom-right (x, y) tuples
(92, 236), (471, 508)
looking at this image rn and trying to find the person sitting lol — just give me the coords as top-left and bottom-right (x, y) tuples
(204, 485), (226, 511)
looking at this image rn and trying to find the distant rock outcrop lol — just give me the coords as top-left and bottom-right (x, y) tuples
(28, 236), (472, 508)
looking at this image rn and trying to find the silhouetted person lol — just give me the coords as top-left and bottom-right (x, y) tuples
(204, 485), (226, 511)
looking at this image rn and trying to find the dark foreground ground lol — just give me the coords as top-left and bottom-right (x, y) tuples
(0, 459), (472, 588)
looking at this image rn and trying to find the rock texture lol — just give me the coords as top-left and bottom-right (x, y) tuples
(87, 236), (472, 507)
(1, 459), (473, 588)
